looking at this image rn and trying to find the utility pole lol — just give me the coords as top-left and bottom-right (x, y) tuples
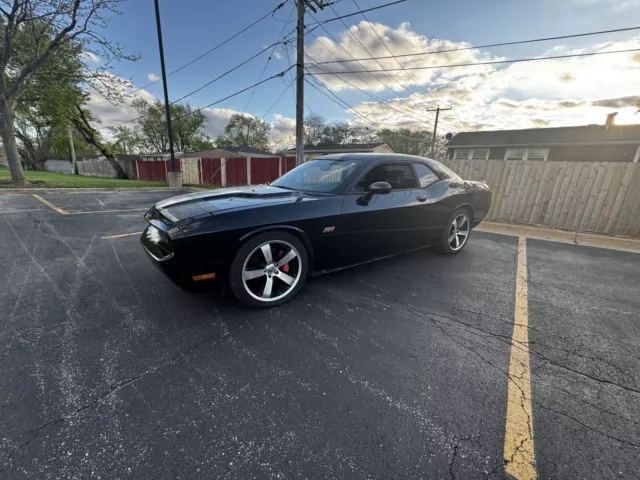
(295, 0), (305, 167)
(153, 0), (181, 187)
(67, 125), (77, 175)
(427, 105), (451, 159)
(295, 1), (331, 167)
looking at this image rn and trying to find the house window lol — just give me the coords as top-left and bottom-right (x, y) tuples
(505, 148), (526, 160)
(454, 149), (470, 159)
(471, 149), (489, 160)
(454, 148), (489, 160)
(527, 148), (548, 161)
(505, 148), (549, 161)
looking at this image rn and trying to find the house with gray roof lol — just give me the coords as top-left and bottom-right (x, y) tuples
(446, 113), (640, 163)
(285, 143), (393, 162)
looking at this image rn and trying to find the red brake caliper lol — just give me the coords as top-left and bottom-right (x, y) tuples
(277, 249), (290, 273)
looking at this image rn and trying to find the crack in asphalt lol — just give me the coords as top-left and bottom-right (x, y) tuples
(334, 288), (640, 449)
(362, 291), (640, 396)
(2, 321), (246, 467)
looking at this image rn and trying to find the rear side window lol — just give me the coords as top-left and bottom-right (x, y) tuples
(355, 163), (419, 191)
(413, 163), (439, 187)
(428, 159), (461, 180)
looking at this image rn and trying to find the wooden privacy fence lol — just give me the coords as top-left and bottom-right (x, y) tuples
(441, 159), (640, 238)
(76, 158), (136, 179)
(139, 156), (294, 186)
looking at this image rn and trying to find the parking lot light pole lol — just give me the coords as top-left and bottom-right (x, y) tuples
(153, 0), (182, 187)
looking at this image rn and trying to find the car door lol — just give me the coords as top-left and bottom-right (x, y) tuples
(412, 161), (450, 240)
(339, 162), (426, 264)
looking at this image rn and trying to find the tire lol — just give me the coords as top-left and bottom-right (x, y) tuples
(229, 231), (309, 308)
(434, 208), (472, 255)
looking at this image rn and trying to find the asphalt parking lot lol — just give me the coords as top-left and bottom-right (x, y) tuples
(1, 190), (638, 479)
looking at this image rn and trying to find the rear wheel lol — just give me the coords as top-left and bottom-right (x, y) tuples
(229, 231), (308, 308)
(434, 209), (471, 255)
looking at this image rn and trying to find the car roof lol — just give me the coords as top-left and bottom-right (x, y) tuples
(315, 153), (433, 165)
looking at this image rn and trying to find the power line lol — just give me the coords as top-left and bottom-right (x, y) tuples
(305, 0), (407, 33)
(132, 68), (295, 132)
(307, 47), (640, 74)
(310, 25), (640, 66)
(302, 22), (454, 128)
(348, 0), (469, 130)
(99, 43), (285, 130)
(305, 55), (459, 130)
(244, 3), (296, 112)
(261, 80), (293, 119)
(279, 0), (407, 42)
(92, 0), (289, 105)
(305, 75), (448, 141)
(322, 3), (437, 110)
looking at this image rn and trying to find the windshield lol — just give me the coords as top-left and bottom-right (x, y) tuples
(272, 159), (360, 193)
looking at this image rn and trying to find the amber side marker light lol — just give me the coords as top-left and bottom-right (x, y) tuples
(192, 273), (217, 281)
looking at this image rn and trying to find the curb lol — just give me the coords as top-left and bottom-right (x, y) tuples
(477, 222), (640, 253)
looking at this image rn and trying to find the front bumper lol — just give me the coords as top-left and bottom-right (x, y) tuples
(141, 225), (195, 289)
(141, 225), (226, 291)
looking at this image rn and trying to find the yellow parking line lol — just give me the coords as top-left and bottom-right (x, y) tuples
(68, 208), (147, 215)
(31, 194), (68, 215)
(101, 231), (143, 240)
(503, 236), (537, 479)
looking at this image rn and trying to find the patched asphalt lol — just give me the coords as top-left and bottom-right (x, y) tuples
(0, 191), (638, 479)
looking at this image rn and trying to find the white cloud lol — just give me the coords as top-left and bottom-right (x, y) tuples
(308, 22), (640, 132)
(306, 21), (498, 92)
(147, 72), (160, 82)
(81, 51), (100, 64)
(86, 75), (157, 134)
(201, 109), (295, 143)
(273, 51), (282, 60)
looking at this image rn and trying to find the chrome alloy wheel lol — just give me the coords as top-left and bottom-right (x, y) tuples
(448, 213), (470, 251)
(241, 240), (302, 302)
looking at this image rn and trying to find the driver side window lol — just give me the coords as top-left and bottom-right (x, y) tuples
(354, 163), (419, 192)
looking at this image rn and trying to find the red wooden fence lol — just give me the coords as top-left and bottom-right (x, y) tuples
(133, 156), (298, 185)
(251, 157), (280, 184)
(134, 160), (181, 182)
(201, 158), (223, 186)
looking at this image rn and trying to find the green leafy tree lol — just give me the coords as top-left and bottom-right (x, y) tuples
(13, 30), (85, 170)
(69, 105), (128, 178)
(109, 125), (140, 154)
(317, 122), (374, 145)
(216, 113), (270, 150)
(0, 0), (137, 183)
(133, 99), (210, 153)
(374, 127), (446, 158)
(49, 126), (100, 159)
(189, 135), (215, 151)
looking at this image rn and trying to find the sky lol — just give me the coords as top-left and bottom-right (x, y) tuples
(87, 0), (640, 145)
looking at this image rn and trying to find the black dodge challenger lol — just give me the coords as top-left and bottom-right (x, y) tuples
(141, 154), (491, 307)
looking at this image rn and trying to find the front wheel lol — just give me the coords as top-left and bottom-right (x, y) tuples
(229, 231), (308, 308)
(434, 209), (471, 255)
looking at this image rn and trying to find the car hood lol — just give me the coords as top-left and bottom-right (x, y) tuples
(155, 185), (312, 222)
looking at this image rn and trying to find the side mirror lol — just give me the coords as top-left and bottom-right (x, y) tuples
(357, 181), (392, 206)
(368, 181), (392, 195)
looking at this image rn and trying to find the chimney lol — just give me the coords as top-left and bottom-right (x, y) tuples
(605, 112), (618, 130)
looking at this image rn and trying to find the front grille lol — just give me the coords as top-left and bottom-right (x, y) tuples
(141, 225), (174, 262)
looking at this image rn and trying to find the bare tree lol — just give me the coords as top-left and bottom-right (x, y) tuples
(303, 113), (326, 146)
(0, 0), (136, 182)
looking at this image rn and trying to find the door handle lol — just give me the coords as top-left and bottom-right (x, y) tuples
(417, 195), (427, 202)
